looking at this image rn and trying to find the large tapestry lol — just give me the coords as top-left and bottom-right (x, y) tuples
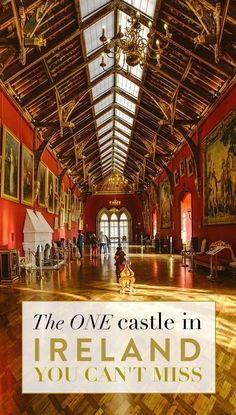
(160, 176), (172, 228)
(204, 109), (236, 225)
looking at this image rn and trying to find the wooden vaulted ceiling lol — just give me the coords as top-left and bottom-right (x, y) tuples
(0, 0), (235, 190)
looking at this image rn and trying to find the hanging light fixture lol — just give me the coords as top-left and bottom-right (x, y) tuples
(108, 171), (128, 187)
(99, 12), (172, 70)
(109, 198), (121, 207)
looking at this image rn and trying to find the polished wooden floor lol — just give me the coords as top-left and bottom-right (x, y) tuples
(0, 246), (236, 415)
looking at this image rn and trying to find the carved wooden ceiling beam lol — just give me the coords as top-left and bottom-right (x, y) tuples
(3, 0), (116, 82)
(21, 47), (113, 107)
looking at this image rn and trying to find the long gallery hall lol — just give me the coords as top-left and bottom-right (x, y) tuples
(0, 0), (236, 414)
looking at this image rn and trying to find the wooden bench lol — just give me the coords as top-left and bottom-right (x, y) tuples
(194, 240), (236, 279)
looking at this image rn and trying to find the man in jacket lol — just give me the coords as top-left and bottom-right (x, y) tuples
(77, 230), (84, 259)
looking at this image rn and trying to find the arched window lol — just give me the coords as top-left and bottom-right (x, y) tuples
(120, 212), (128, 242)
(97, 209), (132, 244)
(110, 213), (119, 240)
(101, 213), (108, 221)
(100, 212), (109, 236)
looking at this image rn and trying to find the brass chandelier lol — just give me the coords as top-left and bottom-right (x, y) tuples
(100, 11), (172, 70)
(108, 172), (128, 187)
(109, 198), (121, 207)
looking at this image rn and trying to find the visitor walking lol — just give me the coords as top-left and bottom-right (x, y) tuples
(77, 230), (84, 259)
(90, 233), (98, 258)
(99, 231), (107, 254)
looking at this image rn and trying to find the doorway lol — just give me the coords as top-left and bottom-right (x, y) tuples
(152, 208), (158, 238)
(180, 192), (192, 248)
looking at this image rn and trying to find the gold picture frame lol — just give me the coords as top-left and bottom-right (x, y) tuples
(54, 176), (59, 214)
(38, 162), (47, 207)
(68, 188), (71, 211)
(174, 169), (180, 187)
(64, 193), (68, 223)
(21, 144), (34, 207)
(73, 195), (77, 221)
(179, 159), (186, 178)
(1, 125), (20, 203)
(47, 169), (54, 213)
(187, 156), (194, 177)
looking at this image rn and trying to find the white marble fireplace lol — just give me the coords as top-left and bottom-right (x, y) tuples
(23, 209), (53, 266)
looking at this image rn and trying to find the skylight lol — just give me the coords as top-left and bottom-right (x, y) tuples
(116, 74), (140, 98)
(89, 56), (113, 81)
(96, 109), (113, 126)
(80, 0), (110, 20)
(101, 147), (113, 158)
(116, 93), (136, 113)
(92, 75), (114, 100)
(98, 121), (113, 135)
(84, 12), (114, 55)
(115, 121), (131, 135)
(99, 133), (112, 143)
(115, 109), (133, 125)
(123, 0), (156, 18)
(115, 131), (130, 143)
(94, 93), (113, 114)
(114, 140), (129, 151)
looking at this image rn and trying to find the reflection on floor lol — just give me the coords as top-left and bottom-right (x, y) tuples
(0, 246), (236, 415)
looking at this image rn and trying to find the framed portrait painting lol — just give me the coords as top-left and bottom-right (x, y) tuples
(54, 216), (59, 230)
(47, 170), (54, 213)
(1, 126), (20, 202)
(174, 170), (180, 187)
(187, 156), (194, 177)
(38, 162), (47, 207)
(54, 176), (59, 214)
(64, 193), (68, 223)
(59, 208), (64, 228)
(68, 188), (71, 211)
(179, 159), (186, 177)
(54, 176), (58, 196)
(21, 145), (34, 206)
(204, 108), (236, 225)
(160, 176), (172, 229)
(73, 195), (77, 221)
(68, 212), (72, 230)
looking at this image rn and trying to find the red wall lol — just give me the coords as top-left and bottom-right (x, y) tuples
(151, 82), (236, 252)
(0, 87), (79, 253)
(84, 194), (143, 243)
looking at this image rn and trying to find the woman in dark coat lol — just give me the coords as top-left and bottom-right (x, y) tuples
(90, 233), (98, 258)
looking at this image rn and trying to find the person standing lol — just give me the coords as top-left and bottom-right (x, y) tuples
(99, 231), (107, 254)
(77, 230), (84, 259)
(90, 233), (98, 258)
